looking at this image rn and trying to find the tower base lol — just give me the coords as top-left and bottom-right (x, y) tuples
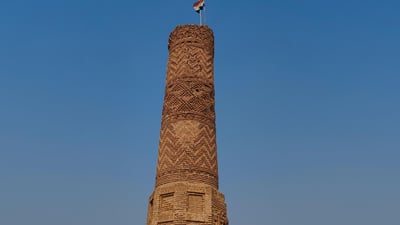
(147, 182), (228, 225)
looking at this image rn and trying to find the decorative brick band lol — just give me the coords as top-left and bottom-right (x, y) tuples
(156, 169), (219, 188)
(168, 25), (214, 53)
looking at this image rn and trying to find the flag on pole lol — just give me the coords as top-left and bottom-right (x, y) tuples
(193, 0), (205, 13)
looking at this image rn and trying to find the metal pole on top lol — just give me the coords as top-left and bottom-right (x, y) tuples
(200, 10), (202, 25)
(203, 5), (206, 25)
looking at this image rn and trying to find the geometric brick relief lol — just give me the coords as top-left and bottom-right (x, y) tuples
(167, 45), (214, 84)
(174, 120), (201, 145)
(155, 119), (218, 188)
(168, 25), (214, 54)
(162, 79), (215, 121)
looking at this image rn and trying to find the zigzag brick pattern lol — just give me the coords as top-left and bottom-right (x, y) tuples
(147, 25), (228, 225)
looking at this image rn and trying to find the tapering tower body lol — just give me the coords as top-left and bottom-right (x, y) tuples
(146, 25), (228, 225)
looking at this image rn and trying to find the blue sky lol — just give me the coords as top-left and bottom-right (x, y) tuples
(1, 0), (399, 224)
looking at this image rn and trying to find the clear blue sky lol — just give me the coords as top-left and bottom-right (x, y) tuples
(1, 0), (399, 224)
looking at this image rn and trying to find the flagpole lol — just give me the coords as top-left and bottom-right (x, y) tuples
(204, 5), (206, 25)
(200, 10), (202, 25)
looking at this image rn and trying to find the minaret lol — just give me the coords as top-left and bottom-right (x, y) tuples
(146, 25), (228, 225)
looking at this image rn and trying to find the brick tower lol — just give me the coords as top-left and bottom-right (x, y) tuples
(146, 25), (228, 225)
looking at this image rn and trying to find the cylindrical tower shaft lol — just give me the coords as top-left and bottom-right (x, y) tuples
(147, 25), (228, 225)
(156, 25), (218, 189)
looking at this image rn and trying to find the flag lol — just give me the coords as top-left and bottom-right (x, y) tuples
(193, 0), (205, 13)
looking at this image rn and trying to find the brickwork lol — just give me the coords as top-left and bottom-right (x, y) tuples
(147, 182), (227, 225)
(147, 25), (228, 225)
